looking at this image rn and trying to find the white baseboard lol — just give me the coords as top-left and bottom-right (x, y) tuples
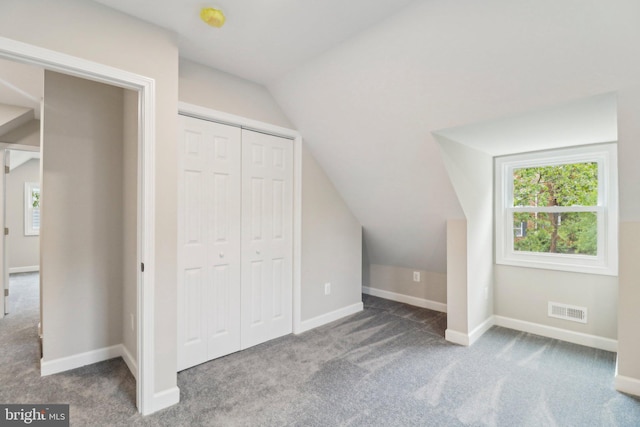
(41, 344), (122, 376)
(614, 359), (640, 397)
(615, 375), (640, 397)
(445, 315), (495, 347)
(362, 286), (447, 313)
(493, 315), (618, 352)
(9, 265), (39, 274)
(121, 344), (138, 380)
(296, 302), (363, 334)
(41, 344), (139, 377)
(445, 329), (470, 346)
(469, 316), (495, 346)
(153, 387), (180, 413)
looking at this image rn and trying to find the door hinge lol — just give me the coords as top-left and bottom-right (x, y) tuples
(4, 227), (8, 236)
(141, 262), (145, 273)
(4, 166), (9, 174)
(4, 289), (8, 297)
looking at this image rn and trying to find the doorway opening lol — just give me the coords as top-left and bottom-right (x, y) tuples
(0, 38), (157, 414)
(5, 148), (41, 313)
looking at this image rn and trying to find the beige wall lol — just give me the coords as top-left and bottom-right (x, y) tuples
(367, 264), (446, 304)
(618, 222), (640, 379)
(494, 265), (618, 339)
(446, 220), (468, 334)
(122, 89), (138, 362)
(7, 158), (39, 270)
(301, 144), (362, 321)
(1, 0), (179, 394)
(178, 63), (362, 323)
(42, 71), (124, 360)
(1, 120), (40, 147)
(179, 59), (292, 128)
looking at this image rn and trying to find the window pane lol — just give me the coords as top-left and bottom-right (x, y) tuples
(32, 208), (40, 230)
(513, 212), (597, 255)
(32, 187), (40, 208)
(513, 163), (598, 207)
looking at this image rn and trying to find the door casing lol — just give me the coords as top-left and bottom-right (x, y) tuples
(0, 36), (158, 415)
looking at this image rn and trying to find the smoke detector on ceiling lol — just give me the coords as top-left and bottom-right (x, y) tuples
(200, 7), (226, 28)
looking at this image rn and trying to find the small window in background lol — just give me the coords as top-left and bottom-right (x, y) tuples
(25, 182), (40, 236)
(495, 144), (617, 275)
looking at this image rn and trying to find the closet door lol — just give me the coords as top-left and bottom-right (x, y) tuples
(241, 129), (293, 349)
(177, 115), (242, 371)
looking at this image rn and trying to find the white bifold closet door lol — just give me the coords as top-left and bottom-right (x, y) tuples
(177, 115), (293, 371)
(240, 129), (294, 349)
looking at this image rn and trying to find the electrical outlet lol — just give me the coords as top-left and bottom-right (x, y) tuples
(130, 313), (135, 332)
(413, 271), (420, 282)
(324, 282), (331, 295)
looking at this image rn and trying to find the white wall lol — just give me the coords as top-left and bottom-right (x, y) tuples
(301, 144), (362, 321)
(42, 71), (124, 360)
(6, 158), (39, 271)
(179, 59), (292, 128)
(0, 0), (179, 395)
(437, 138), (493, 335)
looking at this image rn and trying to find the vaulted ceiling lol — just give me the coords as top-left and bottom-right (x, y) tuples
(90, 0), (640, 273)
(93, 0), (415, 84)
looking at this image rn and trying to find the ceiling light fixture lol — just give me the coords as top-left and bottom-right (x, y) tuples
(200, 7), (226, 28)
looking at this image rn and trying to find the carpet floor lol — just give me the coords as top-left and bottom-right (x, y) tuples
(1, 273), (639, 426)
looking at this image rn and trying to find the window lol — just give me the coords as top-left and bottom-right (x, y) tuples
(24, 182), (40, 236)
(495, 144), (617, 275)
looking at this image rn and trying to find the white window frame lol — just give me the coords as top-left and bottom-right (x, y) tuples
(495, 143), (618, 276)
(24, 181), (40, 236)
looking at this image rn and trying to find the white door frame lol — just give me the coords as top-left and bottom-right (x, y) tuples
(0, 145), (41, 317)
(0, 150), (6, 318)
(177, 102), (304, 336)
(0, 36), (156, 415)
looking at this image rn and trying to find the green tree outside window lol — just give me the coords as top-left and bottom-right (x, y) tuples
(512, 163), (598, 255)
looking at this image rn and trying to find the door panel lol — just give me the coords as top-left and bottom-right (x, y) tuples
(241, 130), (293, 349)
(178, 115), (242, 370)
(178, 117), (293, 370)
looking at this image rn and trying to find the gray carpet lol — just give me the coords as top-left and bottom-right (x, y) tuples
(1, 274), (639, 426)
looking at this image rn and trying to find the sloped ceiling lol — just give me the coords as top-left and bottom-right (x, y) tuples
(92, 0), (416, 84)
(434, 92), (618, 157)
(269, 0), (640, 272)
(0, 104), (33, 136)
(88, 0), (640, 274)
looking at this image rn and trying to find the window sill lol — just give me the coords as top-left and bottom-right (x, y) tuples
(496, 256), (617, 276)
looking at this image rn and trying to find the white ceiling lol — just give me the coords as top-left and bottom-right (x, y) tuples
(9, 150), (40, 171)
(434, 93), (618, 157)
(92, 0), (416, 84)
(84, 0), (640, 273)
(269, 0), (640, 272)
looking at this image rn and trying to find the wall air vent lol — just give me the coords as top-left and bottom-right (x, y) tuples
(548, 302), (587, 324)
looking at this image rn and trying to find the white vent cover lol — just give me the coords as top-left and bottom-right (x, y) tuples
(548, 302), (587, 324)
